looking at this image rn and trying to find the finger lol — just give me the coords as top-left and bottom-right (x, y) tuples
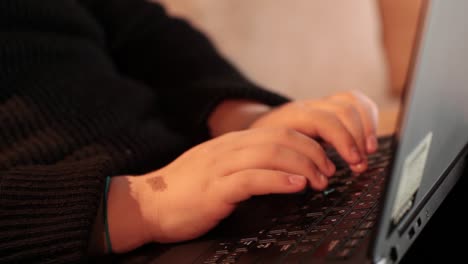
(219, 169), (308, 204)
(315, 102), (368, 173)
(219, 144), (328, 190)
(295, 109), (363, 165)
(353, 92), (379, 153)
(231, 128), (336, 177)
(331, 91), (379, 153)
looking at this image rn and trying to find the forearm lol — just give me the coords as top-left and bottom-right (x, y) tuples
(379, 0), (423, 96)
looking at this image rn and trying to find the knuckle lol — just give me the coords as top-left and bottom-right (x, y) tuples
(314, 109), (333, 119)
(266, 143), (284, 157)
(317, 150), (329, 166)
(321, 110), (341, 125)
(305, 159), (319, 173)
(339, 130), (355, 145)
(339, 103), (358, 118)
(310, 140), (327, 157)
(206, 153), (223, 168)
(293, 153), (315, 171)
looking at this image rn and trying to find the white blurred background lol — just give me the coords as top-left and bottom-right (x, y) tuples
(154, 0), (423, 133)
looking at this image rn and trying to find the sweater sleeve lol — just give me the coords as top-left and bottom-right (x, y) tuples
(79, 0), (290, 141)
(0, 0), (191, 262)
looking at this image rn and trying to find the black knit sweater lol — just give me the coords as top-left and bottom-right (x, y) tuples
(0, 0), (289, 262)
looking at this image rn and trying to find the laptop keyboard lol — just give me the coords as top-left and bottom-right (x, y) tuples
(199, 136), (394, 264)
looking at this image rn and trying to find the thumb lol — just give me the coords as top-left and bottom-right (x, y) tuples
(219, 169), (307, 204)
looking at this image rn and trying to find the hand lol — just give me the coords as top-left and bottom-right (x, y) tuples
(115, 127), (337, 249)
(249, 90), (379, 173)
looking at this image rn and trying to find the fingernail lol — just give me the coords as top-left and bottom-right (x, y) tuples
(288, 175), (306, 185)
(349, 147), (362, 163)
(367, 135), (378, 152)
(318, 173), (328, 185)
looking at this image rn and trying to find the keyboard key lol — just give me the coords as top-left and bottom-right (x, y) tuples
(291, 241), (317, 254)
(369, 189), (382, 196)
(327, 208), (348, 217)
(300, 235), (322, 244)
(355, 201), (375, 210)
(344, 238), (360, 248)
(251, 241), (295, 263)
(350, 182), (372, 190)
(255, 241), (274, 249)
(203, 258), (220, 264)
(367, 212), (378, 221)
(337, 219), (360, 229)
(346, 210), (368, 219)
(312, 239), (341, 257)
(234, 247), (248, 253)
(258, 237), (276, 244)
(221, 252), (242, 263)
(362, 192), (377, 201)
(305, 227), (329, 240)
(319, 216), (340, 226)
(360, 220), (375, 230)
(239, 237), (257, 243)
(268, 226), (289, 235)
(311, 225), (332, 233)
(239, 237), (257, 247)
(277, 214), (301, 224)
(336, 247), (352, 258)
(334, 169), (351, 178)
(215, 249), (229, 255)
(287, 229), (306, 238)
(368, 160), (391, 170)
(282, 243), (316, 264)
(305, 211), (324, 217)
(329, 229), (352, 239)
(277, 240), (297, 246)
(352, 229), (369, 238)
(220, 258), (236, 264)
(335, 199), (356, 207)
(281, 242), (317, 263)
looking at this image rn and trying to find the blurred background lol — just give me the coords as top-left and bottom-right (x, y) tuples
(154, 0), (423, 134)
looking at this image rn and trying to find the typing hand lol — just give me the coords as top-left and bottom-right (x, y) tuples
(123, 127), (337, 247)
(249, 90), (379, 173)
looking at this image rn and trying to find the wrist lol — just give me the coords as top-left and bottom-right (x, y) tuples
(106, 175), (152, 253)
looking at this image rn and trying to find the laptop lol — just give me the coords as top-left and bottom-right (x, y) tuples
(107, 1), (468, 263)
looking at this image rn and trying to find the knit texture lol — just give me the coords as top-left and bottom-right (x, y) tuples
(0, 0), (289, 262)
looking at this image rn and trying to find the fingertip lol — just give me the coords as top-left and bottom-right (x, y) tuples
(350, 161), (368, 173)
(348, 146), (362, 164)
(310, 172), (328, 190)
